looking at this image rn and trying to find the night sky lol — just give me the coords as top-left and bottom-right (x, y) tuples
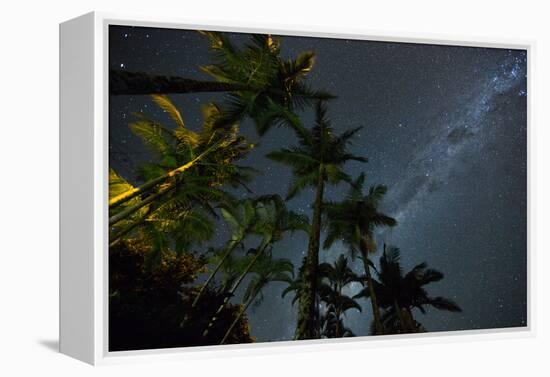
(109, 25), (527, 342)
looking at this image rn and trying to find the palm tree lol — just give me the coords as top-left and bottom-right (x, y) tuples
(355, 245), (462, 334)
(323, 173), (397, 335)
(109, 95), (254, 212)
(318, 255), (363, 338)
(281, 257), (323, 337)
(202, 195), (309, 337)
(111, 32), (333, 135)
(191, 199), (258, 307)
(319, 305), (357, 338)
(220, 253), (294, 344)
(268, 102), (367, 339)
(109, 96), (255, 255)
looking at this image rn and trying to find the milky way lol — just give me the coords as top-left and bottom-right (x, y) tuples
(109, 26), (527, 341)
(388, 52), (526, 224)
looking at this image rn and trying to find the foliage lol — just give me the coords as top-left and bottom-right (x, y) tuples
(245, 252), (295, 306)
(108, 30), (463, 348)
(201, 195), (308, 338)
(200, 32), (334, 134)
(282, 255), (363, 338)
(109, 95), (256, 256)
(109, 237), (253, 350)
(355, 245), (462, 334)
(268, 100), (367, 340)
(195, 195), (308, 307)
(323, 173), (397, 255)
(323, 172), (397, 335)
(318, 255), (363, 338)
(220, 252), (294, 344)
(267, 101), (367, 200)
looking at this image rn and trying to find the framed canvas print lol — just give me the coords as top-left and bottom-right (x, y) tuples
(59, 12), (532, 365)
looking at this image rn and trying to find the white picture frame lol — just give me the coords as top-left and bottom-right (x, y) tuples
(59, 11), (534, 365)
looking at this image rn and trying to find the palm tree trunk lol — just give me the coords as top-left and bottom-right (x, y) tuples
(360, 240), (384, 335)
(109, 218), (144, 248)
(295, 167), (325, 340)
(192, 239), (240, 308)
(219, 291), (257, 344)
(110, 70), (254, 95)
(402, 308), (417, 333)
(202, 241), (269, 338)
(335, 307), (342, 338)
(109, 140), (223, 209)
(110, 70), (322, 99)
(393, 300), (409, 333)
(109, 185), (174, 226)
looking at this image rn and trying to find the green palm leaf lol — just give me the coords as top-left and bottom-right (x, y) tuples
(151, 94), (185, 129)
(129, 119), (174, 157)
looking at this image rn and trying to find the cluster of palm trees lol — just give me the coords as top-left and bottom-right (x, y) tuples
(109, 31), (461, 348)
(355, 245), (462, 334)
(282, 255), (362, 338)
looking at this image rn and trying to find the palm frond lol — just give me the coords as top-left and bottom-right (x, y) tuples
(428, 297), (462, 312)
(129, 119), (174, 157)
(266, 148), (319, 168)
(151, 94), (185, 129)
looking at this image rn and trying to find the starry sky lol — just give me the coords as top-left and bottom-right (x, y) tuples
(109, 25), (527, 342)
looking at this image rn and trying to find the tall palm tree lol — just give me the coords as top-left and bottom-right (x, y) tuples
(318, 255), (363, 338)
(268, 102), (367, 339)
(355, 245), (462, 334)
(202, 195), (309, 337)
(323, 173), (397, 335)
(109, 96), (255, 255)
(220, 253), (294, 344)
(111, 32), (333, 135)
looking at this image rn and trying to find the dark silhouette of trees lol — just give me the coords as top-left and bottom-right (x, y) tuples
(220, 253), (294, 344)
(268, 101), (367, 340)
(323, 173), (397, 334)
(191, 199), (258, 308)
(111, 32), (334, 135)
(202, 195), (308, 337)
(108, 30), (463, 350)
(282, 254), (364, 338)
(282, 257), (324, 337)
(355, 245), (462, 334)
(109, 237), (253, 350)
(318, 255), (363, 338)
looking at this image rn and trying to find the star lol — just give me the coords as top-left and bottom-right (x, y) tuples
(108, 25), (527, 342)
